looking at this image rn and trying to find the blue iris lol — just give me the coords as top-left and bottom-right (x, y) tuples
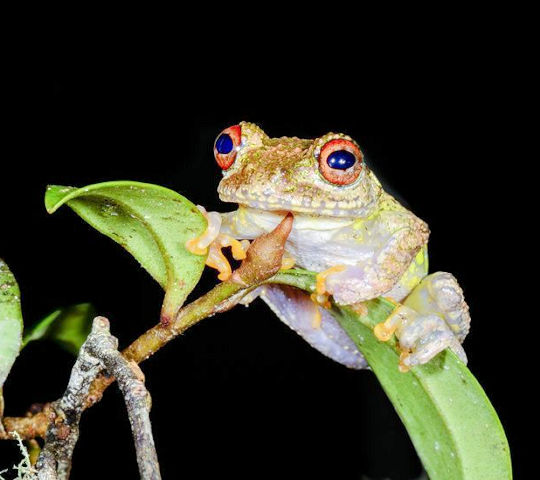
(327, 150), (356, 170)
(215, 133), (234, 154)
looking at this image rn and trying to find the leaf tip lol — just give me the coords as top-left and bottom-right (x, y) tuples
(44, 185), (76, 214)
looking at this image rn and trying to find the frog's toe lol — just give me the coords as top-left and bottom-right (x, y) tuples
(205, 234), (250, 281)
(396, 309), (467, 370)
(376, 304), (467, 371)
(309, 266), (348, 327)
(185, 206), (222, 255)
(400, 324), (467, 370)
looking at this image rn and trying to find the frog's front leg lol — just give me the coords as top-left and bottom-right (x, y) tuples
(375, 272), (470, 371)
(186, 206), (250, 281)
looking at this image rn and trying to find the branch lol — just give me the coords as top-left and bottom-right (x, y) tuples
(35, 318), (103, 479)
(85, 319), (160, 480)
(35, 317), (161, 479)
(2, 214), (297, 441)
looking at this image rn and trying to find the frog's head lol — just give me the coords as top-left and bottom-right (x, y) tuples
(215, 122), (382, 218)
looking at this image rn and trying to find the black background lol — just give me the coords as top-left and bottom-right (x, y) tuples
(0, 20), (527, 480)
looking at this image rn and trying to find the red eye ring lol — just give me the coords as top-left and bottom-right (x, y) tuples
(318, 139), (363, 185)
(214, 125), (242, 170)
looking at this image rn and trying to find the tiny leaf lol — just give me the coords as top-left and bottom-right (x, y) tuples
(22, 303), (96, 356)
(0, 259), (23, 413)
(45, 181), (208, 321)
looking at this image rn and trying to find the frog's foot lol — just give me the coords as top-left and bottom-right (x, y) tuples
(185, 206), (249, 281)
(260, 284), (367, 370)
(403, 272), (471, 343)
(309, 266), (344, 324)
(301, 266), (344, 328)
(206, 235), (249, 281)
(375, 305), (467, 372)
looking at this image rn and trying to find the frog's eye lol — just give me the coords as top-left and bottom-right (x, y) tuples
(318, 139), (363, 185)
(214, 125), (242, 170)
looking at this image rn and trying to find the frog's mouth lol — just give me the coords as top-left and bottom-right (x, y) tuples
(218, 185), (377, 218)
(217, 164), (384, 218)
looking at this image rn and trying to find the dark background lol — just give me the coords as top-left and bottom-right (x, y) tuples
(1, 23), (527, 480)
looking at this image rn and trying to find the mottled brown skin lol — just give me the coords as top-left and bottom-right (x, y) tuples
(218, 122), (383, 218)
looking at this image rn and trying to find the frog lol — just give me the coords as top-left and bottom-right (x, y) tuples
(186, 122), (470, 371)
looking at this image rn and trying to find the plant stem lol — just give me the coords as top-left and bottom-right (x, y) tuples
(84, 281), (246, 408)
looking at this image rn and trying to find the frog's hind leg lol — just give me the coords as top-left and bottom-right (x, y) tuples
(375, 272), (470, 371)
(259, 285), (367, 370)
(404, 272), (471, 342)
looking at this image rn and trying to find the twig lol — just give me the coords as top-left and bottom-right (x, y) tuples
(36, 317), (161, 479)
(36, 318), (104, 479)
(36, 451), (56, 480)
(86, 319), (160, 480)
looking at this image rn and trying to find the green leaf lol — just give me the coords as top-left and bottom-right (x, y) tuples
(0, 259), (23, 414)
(22, 303), (96, 356)
(45, 181), (208, 322)
(273, 270), (512, 480)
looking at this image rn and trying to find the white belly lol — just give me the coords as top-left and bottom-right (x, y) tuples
(220, 207), (376, 272)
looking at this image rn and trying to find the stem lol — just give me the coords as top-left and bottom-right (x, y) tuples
(84, 281), (246, 408)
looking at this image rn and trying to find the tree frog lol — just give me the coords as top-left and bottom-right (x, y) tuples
(187, 122), (470, 371)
